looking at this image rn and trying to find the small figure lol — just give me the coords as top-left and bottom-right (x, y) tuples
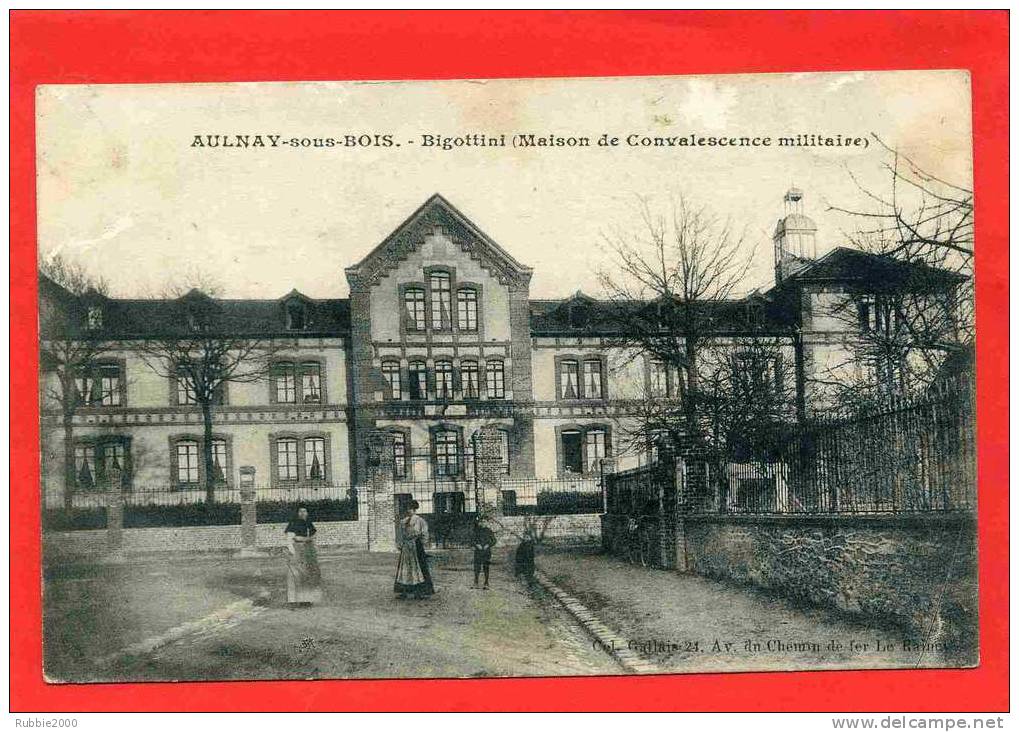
(284, 507), (323, 606)
(472, 521), (497, 589)
(515, 535), (536, 584)
(394, 500), (435, 599)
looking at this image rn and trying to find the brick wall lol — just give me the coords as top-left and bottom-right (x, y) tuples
(682, 513), (978, 665)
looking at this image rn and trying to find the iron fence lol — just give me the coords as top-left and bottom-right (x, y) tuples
(605, 379), (975, 517)
(706, 381), (976, 515)
(42, 482), (359, 530)
(499, 476), (603, 516)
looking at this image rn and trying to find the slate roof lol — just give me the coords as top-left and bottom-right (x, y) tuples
(776, 247), (967, 289)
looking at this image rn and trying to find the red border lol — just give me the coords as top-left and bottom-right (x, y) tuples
(10, 10), (1008, 712)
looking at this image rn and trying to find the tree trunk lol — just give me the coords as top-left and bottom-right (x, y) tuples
(202, 401), (215, 504)
(63, 411), (75, 510)
(684, 336), (700, 440)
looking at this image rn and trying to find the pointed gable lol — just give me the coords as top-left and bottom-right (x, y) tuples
(344, 194), (532, 290)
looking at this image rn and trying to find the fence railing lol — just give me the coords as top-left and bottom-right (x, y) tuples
(43, 483), (360, 530)
(500, 477), (603, 516)
(606, 380), (976, 517)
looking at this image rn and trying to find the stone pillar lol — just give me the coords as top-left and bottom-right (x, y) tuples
(104, 468), (125, 560)
(365, 431), (397, 552)
(473, 427), (504, 517)
(599, 458), (616, 515)
(673, 458), (690, 572)
(236, 466), (264, 557)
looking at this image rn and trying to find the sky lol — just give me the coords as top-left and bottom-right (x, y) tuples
(36, 71), (973, 300)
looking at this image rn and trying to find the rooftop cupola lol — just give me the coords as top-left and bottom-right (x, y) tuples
(773, 187), (818, 284)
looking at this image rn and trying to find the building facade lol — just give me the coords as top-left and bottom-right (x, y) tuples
(39, 192), (965, 501)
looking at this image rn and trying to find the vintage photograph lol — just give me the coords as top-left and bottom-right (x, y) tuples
(36, 72), (976, 683)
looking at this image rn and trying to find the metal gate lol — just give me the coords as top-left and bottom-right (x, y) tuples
(393, 451), (479, 548)
(602, 457), (677, 568)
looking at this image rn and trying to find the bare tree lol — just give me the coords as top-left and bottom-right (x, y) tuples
(138, 277), (281, 503)
(819, 136), (973, 406)
(597, 194), (756, 446)
(39, 253), (113, 508)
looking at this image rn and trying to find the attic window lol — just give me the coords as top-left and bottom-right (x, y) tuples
(286, 302), (307, 331)
(569, 305), (590, 328)
(86, 307), (103, 330)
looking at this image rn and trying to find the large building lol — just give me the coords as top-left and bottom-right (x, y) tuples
(39, 192), (965, 499)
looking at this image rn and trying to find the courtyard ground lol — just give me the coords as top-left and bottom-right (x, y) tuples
(43, 547), (617, 683)
(537, 547), (953, 673)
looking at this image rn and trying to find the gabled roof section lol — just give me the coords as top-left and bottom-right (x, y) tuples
(778, 247), (967, 290)
(345, 194), (533, 290)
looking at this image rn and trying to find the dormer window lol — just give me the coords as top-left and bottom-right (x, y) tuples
(286, 302), (307, 331)
(86, 306), (103, 330)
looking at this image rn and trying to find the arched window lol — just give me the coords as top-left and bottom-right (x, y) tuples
(429, 272), (452, 330)
(272, 362), (297, 403)
(408, 360), (428, 400)
(457, 288), (478, 331)
(559, 359), (580, 399)
(304, 437), (326, 481)
(583, 359), (603, 399)
(433, 429), (461, 478)
(486, 360), (505, 399)
(300, 362), (322, 403)
(392, 431), (408, 479)
(434, 359), (455, 400)
(176, 440), (200, 486)
(404, 287), (426, 332)
(381, 360), (402, 400)
(276, 438), (299, 482)
(460, 359), (480, 399)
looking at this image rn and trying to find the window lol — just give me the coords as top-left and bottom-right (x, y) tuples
(433, 429), (461, 477)
(559, 359), (580, 399)
(561, 430), (583, 474)
(558, 426), (611, 476)
(430, 272), (452, 330)
(176, 440), (200, 485)
(74, 439), (131, 490)
(583, 359), (603, 399)
(87, 306), (103, 330)
(300, 362), (322, 403)
(404, 288), (426, 332)
(277, 438), (299, 481)
(304, 437), (326, 480)
(499, 430), (511, 475)
(460, 360), (480, 399)
(76, 363), (122, 407)
(74, 445), (97, 489)
(649, 359), (668, 397)
(381, 360), (402, 400)
(392, 432), (407, 479)
(176, 368), (197, 405)
(434, 360), (454, 400)
(408, 360), (428, 400)
(586, 430), (607, 473)
(857, 296), (874, 332)
(286, 302), (306, 330)
(211, 439), (228, 484)
(273, 362), (297, 403)
(486, 360), (505, 399)
(457, 288), (478, 331)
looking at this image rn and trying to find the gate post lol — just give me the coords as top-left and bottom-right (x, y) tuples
(473, 427), (504, 517)
(103, 467), (125, 562)
(674, 457), (690, 572)
(599, 458), (617, 555)
(236, 466), (265, 557)
(365, 431), (397, 552)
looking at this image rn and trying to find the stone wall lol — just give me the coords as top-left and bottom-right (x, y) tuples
(44, 519), (371, 560)
(682, 513), (978, 665)
(43, 513), (603, 560)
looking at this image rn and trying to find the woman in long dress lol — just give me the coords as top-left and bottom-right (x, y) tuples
(284, 507), (323, 606)
(394, 500), (434, 599)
